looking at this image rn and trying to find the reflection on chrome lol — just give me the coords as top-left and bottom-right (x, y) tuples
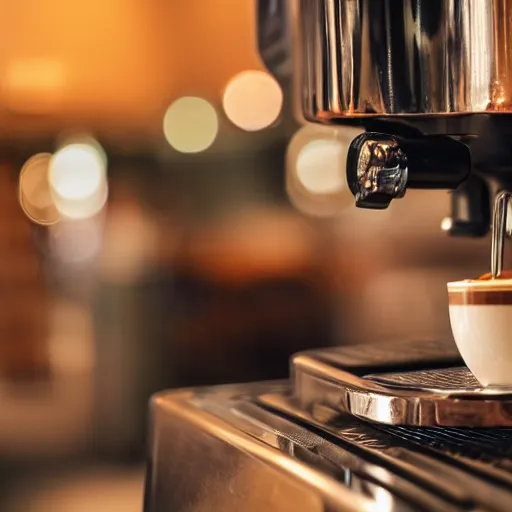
(347, 133), (407, 209)
(300, 0), (511, 119)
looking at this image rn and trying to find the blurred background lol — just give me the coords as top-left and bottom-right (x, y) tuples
(0, 0), (494, 510)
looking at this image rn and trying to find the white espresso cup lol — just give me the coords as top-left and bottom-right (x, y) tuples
(448, 277), (512, 386)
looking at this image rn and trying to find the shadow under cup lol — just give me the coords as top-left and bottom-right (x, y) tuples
(448, 280), (512, 387)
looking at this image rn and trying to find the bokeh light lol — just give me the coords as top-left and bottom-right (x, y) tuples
(50, 144), (104, 200)
(223, 70), (283, 131)
(441, 217), (453, 232)
(100, 202), (158, 285)
(49, 141), (108, 220)
(19, 153), (60, 225)
(286, 124), (363, 217)
(57, 132), (108, 169)
(296, 139), (346, 194)
(163, 96), (218, 153)
(49, 218), (103, 264)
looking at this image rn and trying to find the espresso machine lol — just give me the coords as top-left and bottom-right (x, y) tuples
(144, 2), (512, 510)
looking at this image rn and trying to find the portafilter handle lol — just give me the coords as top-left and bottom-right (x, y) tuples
(346, 132), (472, 209)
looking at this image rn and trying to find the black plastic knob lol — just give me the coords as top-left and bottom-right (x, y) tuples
(347, 132), (471, 209)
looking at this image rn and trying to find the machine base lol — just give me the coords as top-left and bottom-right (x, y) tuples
(145, 341), (512, 511)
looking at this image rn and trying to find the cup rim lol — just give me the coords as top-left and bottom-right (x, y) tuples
(448, 279), (512, 293)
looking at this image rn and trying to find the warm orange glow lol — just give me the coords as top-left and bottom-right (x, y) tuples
(100, 202), (158, 284)
(223, 70), (283, 131)
(19, 153), (60, 225)
(4, 59), (65, 114)
(163, 97), (218, 153)
(183, 208), (312, 284)
(0, 2), (262, 135)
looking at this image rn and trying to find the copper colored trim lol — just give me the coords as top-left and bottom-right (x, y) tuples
(449, 291), (512, 305)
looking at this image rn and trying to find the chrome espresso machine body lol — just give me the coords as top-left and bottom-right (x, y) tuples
(144, 2), (512, 511)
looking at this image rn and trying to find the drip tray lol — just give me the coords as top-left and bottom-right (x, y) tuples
(292, 341), (512, 427)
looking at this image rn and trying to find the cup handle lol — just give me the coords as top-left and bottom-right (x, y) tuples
(491, 190), (512, 278)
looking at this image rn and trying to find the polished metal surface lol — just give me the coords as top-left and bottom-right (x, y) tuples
(294, 340), (462, 404)
(347, 133), (408, 208)
(194, 398), (454, 511)
(260, 392), (512, 511)
(305, 339), (462, 370)
(145, 341), (512, 510)
(257, 0), (294, 82)
(145, 379), (512, 511)
(293, 346), (512, 426)
(300, 0), (512, 120)
(492, 190), (512, 277)
(146, 383), (389, 512)
(366, 366), (480, 390)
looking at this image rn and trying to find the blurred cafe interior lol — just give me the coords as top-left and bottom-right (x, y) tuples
(0, 0), (501, 510)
